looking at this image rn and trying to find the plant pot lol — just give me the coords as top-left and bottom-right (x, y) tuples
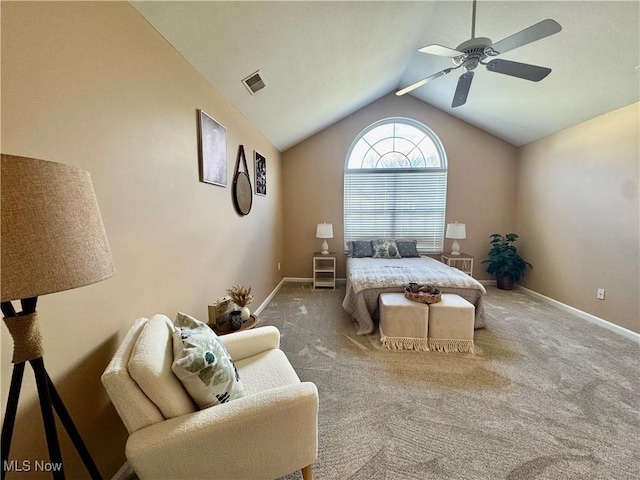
(240, 306), (251, 320)
(496, 275), (514, 290)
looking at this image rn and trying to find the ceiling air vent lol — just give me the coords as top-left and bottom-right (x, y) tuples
(242, 70), (266, 95)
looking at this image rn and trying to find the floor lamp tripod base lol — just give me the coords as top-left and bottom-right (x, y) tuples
(1, 301), (102, 480)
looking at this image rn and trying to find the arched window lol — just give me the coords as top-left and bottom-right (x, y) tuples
(344, 117), (448, 252)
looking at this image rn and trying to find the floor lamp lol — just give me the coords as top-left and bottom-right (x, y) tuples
(1, 154), (116, 480)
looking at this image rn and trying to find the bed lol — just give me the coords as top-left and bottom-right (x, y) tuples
(342, 256), (487, 335)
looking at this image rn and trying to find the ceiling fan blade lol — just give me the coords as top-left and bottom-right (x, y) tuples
(451, 71), (474, 108)
(486, 59), (551, 81)
(396, 68), (453, 96)
(418, 44), (466, 59)
(488, 19), (562, 55)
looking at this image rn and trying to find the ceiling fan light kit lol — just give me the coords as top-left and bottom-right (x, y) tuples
(397, 0), (562, 108)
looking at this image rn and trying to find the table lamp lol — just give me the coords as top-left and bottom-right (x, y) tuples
(315, 222), (333, 255)
(446, 222), (467, 255)
(1, 154), (116, 480)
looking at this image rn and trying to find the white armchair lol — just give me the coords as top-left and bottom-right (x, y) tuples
(102, 315), (318, 480)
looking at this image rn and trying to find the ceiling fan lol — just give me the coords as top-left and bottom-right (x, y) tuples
(396, 0), (562, 108)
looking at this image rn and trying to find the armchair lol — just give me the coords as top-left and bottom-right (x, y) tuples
(102, 315), (318, 479)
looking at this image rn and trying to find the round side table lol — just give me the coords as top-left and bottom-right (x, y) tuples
(210, 314), (259, 335)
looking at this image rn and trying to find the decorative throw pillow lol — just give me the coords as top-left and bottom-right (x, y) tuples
(172, 312), (244, 409)
(372, 239), (402, 259)
(347, 240), (374, 258)
(396, 240), (420, 258)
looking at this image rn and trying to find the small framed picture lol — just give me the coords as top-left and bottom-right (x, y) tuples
(198, 109), (227, 186)
(254, 151), (266, 196)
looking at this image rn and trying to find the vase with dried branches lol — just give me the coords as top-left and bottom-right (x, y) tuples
(226, 284), (253, 320)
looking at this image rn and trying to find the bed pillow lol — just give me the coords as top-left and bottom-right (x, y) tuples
(396, 240), (420, 258)
(172, 312), (244, 409)
(372, 239), (402, 259)
(347, 240), (374, 258)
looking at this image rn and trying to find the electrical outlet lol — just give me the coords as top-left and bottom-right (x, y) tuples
(277, 262), (281, 271)
(597, 288), (606, 300)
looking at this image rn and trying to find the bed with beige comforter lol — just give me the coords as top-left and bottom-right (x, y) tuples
(342, 256), (487, 335)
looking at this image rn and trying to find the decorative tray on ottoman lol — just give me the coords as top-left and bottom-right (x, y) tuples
(404, 282), (441, 304)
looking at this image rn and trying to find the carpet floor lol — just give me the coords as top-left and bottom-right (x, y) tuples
(263, 283), (639, 480)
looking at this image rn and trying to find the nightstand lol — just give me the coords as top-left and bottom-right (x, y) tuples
(441, 252), (474, 276)
(313, 253), (336, 289)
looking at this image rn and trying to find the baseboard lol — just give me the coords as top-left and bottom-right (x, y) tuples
(281, 277), (347, 286)
(517, 285), (640, 342)
(283, 277), (313, 283)
(254, 277), (287, 315)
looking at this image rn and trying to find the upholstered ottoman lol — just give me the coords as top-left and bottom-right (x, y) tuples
(379, 293), (429, 351)
(427, 294), (475, 353)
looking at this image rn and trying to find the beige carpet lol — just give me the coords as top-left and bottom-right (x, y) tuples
(265, 283), (639, 480)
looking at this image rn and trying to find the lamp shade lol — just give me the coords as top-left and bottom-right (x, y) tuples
(1, 154), (116, 302)
(316, 223), (334, 239)
(445, 222), (466, 240)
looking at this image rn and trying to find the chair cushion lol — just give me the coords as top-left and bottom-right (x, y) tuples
(172, 312), (245, 408)
(127, 315), (196, 419)
(234, 349), (300, 396)
(102, 318), (165, 434)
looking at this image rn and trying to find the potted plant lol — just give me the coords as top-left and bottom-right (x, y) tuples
(481, 233), (532, 290)
(226, 284), (253, 320)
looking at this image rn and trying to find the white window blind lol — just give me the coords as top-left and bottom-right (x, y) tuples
(344, 118), (448, 252)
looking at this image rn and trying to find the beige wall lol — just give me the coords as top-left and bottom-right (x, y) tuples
(282, 93), (518, 279)
(1, 2), (283, 478)
(515, 103), (640, 333)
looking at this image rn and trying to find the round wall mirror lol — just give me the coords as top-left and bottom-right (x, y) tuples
(233, 171), (252, 215)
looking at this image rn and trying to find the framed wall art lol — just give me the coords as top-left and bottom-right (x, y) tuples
(254, 151), (266, 196)
(198, 109), (227, 186)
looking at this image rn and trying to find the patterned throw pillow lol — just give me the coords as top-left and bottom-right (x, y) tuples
(172, 312), (244, 409)
(347, 240), (374, 258)
(372, 239), (402, 259)
(396, 240), (420, 258)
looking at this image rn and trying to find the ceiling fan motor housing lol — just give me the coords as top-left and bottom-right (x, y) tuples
(453, 37), (493, 70)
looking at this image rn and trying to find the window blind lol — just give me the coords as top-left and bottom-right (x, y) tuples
(344, 170), (447, 252)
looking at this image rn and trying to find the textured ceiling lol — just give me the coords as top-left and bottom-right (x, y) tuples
(132, 1), (640, 151)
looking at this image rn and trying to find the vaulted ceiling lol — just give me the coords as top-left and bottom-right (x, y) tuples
(132, 1), (640, 152)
